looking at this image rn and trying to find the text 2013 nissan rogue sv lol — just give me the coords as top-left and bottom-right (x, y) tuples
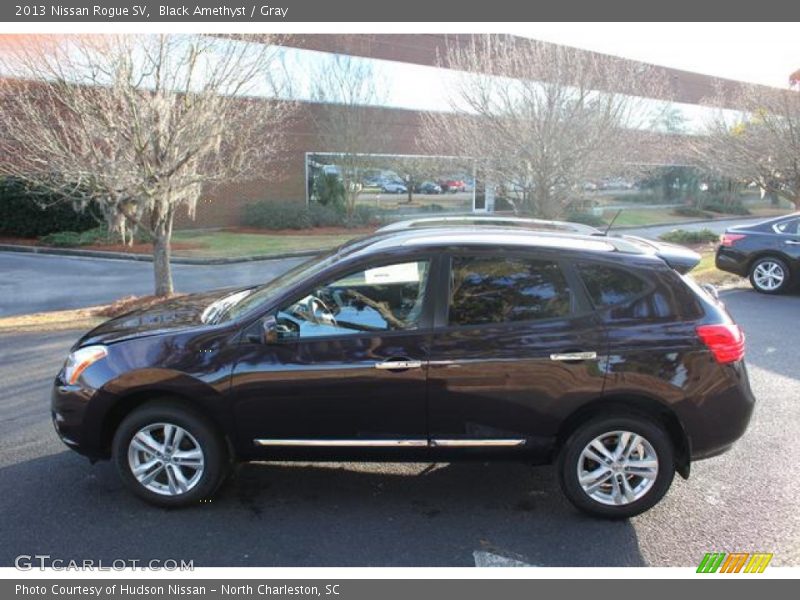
(52, 227), (754, 518)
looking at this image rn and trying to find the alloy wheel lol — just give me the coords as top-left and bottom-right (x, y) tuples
(577, 430), (659, 506)
(127, 422), (205, 496)
(753, 261), (785, 291)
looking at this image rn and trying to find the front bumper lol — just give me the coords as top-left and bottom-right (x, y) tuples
(51, 379), (105, 459)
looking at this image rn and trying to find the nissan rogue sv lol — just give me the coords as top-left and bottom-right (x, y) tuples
(52, 227), (754, 518)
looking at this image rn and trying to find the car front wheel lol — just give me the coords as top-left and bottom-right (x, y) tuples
(558, 416), (675, 519)
(112, 401), (228, 507)
(749, 256), (791, 294)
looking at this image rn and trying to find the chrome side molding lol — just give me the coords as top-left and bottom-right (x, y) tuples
(550, 351), (597, 361)
(254, 438), (526, 448)
(374, 360), (423, 370)
(253, 438), (428, 447)
(430, 438), (526, 447)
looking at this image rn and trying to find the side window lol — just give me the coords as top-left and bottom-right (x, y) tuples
(774, 218), (800, 235)
(577, 263), (648, 309)
(449, 256), (572, 326)
(276, 260), (430, 338)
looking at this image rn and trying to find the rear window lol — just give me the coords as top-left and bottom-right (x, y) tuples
(577, 264), (648, 308)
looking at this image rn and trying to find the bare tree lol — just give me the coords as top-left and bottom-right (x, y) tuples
(0, 34), (294, 296)
(311, 54), (388, 218)
(420, 35), (670, 218)
(690, 82), (800, 209)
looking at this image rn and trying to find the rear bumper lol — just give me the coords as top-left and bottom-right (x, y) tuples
(715, 248), (749, 277)
(681, 360), (755, 461)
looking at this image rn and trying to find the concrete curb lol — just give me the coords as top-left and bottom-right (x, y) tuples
(0, 243), (322, 265)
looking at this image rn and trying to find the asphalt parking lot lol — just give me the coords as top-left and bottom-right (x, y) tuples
(0, 287), (798, 567)
(0, 252), (306, 317)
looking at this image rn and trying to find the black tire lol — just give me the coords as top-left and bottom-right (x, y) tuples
(749, 256), (791, 294)
(112, 400), (228, 508)
(557, 415), (675, 519)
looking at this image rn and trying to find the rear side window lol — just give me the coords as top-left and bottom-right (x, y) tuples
(577, 264), (648, 309)
(773, 217), (800, 234)
(449, 256), (572, 326)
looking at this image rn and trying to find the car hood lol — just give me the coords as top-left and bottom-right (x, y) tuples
(74, 286), (253, 348)
(615, 235), (702, 274)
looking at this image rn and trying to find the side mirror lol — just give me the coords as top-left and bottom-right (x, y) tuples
(261, 315), (280, 344)
(248, 315), (298, 344)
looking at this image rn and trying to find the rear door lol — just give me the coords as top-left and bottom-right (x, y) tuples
(772, 216), (800, 264)
(426, 251), (607, 453)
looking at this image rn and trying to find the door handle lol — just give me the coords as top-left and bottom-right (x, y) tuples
(375, 360), (423, 370)
(550, 351), (597, 361)
(784, 240), (800, 245)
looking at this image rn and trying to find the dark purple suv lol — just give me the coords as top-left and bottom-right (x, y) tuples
(52, 227), (754, 518)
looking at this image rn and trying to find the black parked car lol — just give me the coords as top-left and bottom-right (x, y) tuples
(413, 181), (443, 194)
(716, 213), (800, 294)
(53, 228), (754, 518)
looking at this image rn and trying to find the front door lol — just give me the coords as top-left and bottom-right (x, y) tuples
(230, 257), (434, 451)
(427, 253), (607, 452)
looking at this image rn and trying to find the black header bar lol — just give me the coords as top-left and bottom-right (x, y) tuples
(2, 0), (800, 22)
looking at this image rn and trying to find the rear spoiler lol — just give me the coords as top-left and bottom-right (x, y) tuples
(615, 235), (702, 274)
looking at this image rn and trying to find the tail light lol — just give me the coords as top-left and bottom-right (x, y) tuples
(696, 324), (745, 364)
(721, 233), (746, 247)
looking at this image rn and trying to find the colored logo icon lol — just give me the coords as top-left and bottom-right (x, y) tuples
(697, 552), (773, 573)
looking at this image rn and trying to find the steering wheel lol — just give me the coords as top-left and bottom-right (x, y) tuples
(305, 294), (337, 326)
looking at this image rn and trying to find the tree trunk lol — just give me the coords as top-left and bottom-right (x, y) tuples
(152, 215), (174, 297)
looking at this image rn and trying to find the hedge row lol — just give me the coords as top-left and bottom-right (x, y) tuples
(242, 200), (379, 230)
(0, 178), (100, 237)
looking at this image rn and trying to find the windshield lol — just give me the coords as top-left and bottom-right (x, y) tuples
(212, 250), (342, 323)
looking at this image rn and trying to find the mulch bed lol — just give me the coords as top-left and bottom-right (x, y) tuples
(0, 236), (201, 254)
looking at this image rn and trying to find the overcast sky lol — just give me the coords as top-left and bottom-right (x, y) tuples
(515, 23), (798, 88)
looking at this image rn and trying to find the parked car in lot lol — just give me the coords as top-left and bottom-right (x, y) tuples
(438, 178), (467, 193)
(380, 181), (408, 194)
(716, 213), (800, 294)
(414, 181), (442, 194)
(53, 227), (754, 517)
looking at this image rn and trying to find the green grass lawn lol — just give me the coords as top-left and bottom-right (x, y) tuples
(603, 205), (790, 228)
(600, 208), (698, 227)
(684, 246), (744, 287)
(172, 230), (362, 258)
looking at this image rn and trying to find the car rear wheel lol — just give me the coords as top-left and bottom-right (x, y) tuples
(558, 416), (675, 519)
(112, 401), (228, 507)
(749, 257), (790, 294)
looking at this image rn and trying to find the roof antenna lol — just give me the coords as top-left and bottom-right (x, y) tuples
(602, 209), (623, 236)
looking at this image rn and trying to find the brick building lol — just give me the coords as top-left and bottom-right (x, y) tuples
(1, 34), (761, 229)
(179, 34), (763, 229)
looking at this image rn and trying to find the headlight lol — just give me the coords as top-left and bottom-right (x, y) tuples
(63, 345), (108, 385)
